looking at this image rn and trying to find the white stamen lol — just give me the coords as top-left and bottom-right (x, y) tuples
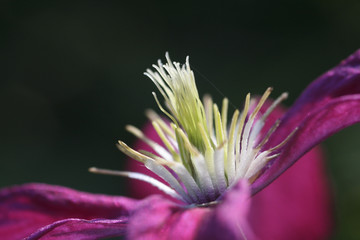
(89, 167), (185, 202)
(91, 54), (294, 205)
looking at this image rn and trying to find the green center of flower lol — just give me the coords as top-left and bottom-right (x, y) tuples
(90, 53), (293, 205)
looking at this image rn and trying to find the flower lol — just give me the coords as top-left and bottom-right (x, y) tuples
(1, 49), (360, 239)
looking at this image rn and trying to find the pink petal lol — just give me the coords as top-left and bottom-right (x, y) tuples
(282, 49), (360, 130)
(251, 147), (333, 239)
(253, 49), (360, 192)
(0, 183), (136, 240)
(25, 218), (126, 240)
(245, 98), (333, 239)
(127, 180), (252, 240)
(254, 95), (360, 192)
(196, 180), (253, 240)
(249, 98), (333, 239)
(127, 195), (210, 239)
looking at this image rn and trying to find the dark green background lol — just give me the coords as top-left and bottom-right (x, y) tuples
(1, 0), (360, 239)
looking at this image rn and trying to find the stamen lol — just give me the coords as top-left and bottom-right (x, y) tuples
(226, 109), (240, 183)
(244, 151), (271, 179)
(249, 87), (273, 119)
(125, 125), (173, 161)
(138, 151), (202, 203)
(117, 141), (151, 164)
(191, 154), (216, 201)
(237, 88), (273, 177)
(174, 127), (193, 175)
(152, 121), (179, 160)
(94, 53), (297, 205)
(152, 92), (179, 126)
(255, 120), (281, 150)
(198, 122), (219, 194)
(213, 104), (225, 147)
(267, 127), (298, 152)
(235, 93), (250, 157)
(214, 147), (227, 194)
(203, 94), (214, 137)
(176, 127), (200, 157)
(198, 122), (213, 151)
(89, 167), (185, 202)
(221, 98), (229, 137)
(168, 161), (206, 203)
(146, 109), (177, 140)
(261, 92), (288, 121)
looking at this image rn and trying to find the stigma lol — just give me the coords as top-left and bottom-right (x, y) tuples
(90, 53), (293, 205)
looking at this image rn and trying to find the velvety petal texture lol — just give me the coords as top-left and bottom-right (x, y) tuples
(0, 182), (252, 240)
(250, 147), (333, 240)
(126, 180), (252, 240)
(246, 97), (333, 239)
(0, 183), (136, 240)
(127, 195), (209, 239)
(196, 180), (253, 240)
(26, 218), (127, 240)
(253, 49), (360, 193)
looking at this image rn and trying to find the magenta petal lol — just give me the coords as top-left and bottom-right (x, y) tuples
(247, 98), (333, 239)
(253, 50), (360, 192)
(25, 218), (126, 240)
(196, 180), (253, 240)
(0, 183), (137, 240)
(127, 195), (209, 239)
(127, 181), (252, 240)
(282, 49), (360, 128)
(251, 147), (333, 239)
(254, 95), (360, 192)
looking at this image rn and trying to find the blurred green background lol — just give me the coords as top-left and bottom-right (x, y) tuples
(1, 0), (360, 239)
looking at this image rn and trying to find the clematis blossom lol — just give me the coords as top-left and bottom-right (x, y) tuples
(1, 50), (360, 239)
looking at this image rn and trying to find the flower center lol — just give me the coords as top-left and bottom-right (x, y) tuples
(90, 53), (293, 205)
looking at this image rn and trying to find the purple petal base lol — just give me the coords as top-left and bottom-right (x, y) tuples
(126, 180), (252, 240)
(0, 183), (136, 240)
(196, 180), (254, 240)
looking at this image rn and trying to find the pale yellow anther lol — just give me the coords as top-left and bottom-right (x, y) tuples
(256, 120), (280, 150)
(152, 92), (179, 126)
(250, 87), (273, 119)
(146, 110), (176, 139)
(268, 127), (298, 152)
(117, 141), (151, 163)
(221, 98), (229, 137)
(236, 93), (250, 156)
(226, 109), (240, 181)
(213, 103), (225, 146)
(198, 122), (213, 151)
(138, 150), (176, 167)
(203, 94), (214, 137)
(261, 92), (288, 121)
(152, 121), (179, 161)
(228, 110), (240, 149)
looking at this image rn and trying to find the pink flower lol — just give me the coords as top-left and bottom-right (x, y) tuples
(1, 50), (360, 239)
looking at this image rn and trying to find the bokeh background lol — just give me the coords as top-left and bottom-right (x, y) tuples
(1, 0), (360, 239)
